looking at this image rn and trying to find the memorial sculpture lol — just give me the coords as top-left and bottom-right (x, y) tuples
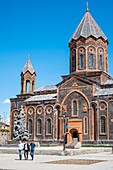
(13, 106), (29, 141)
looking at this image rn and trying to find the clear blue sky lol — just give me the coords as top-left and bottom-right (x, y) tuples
(0, 0), (113, 121)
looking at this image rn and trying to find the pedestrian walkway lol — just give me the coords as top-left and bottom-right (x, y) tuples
(0, 145), (112, 155)
(0, 152), (113, 170)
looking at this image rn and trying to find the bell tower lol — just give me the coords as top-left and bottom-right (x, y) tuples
(69, 5), (108, 75)
(20, 57), (36, 94)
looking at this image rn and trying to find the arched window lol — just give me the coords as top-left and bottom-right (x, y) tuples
(26, 80), (30, 92)
(72, 50), (76, 72)
(100, 116), (106, 134)
(28, 119), (33, 134)
(89, 54), (93, 68)
(84, 117), (88, 134)
(37, 119), (42, 134)
(72, 100), (77, 116)
(99, 55), (103, 70)
(79, 54), (83, 69)
(47, 119), (52, 134)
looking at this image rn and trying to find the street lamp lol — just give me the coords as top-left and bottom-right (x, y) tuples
(59, 114), (69, 150)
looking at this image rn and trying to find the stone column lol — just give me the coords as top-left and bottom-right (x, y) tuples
(43, 105), (45, 140)
(9, 103), (13, 140)
(34, 108), (36, 140)
(96, 104), (99, 141)
(23, 80), (26, 93)
(106, 105), (109, 140)
(59, 109), (63, 141)
(30, 81), (32, 92)
(53, 108), (57, 141)
(88, 107), (92, 140)
(33, 82), (36, 91)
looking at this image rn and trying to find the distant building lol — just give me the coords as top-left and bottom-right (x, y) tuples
(0, 122), (10, 144)
(10, 6), (113, 145)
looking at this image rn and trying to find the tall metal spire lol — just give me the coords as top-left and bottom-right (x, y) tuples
(28, 53), (30, 59)
(86, 2), (89, 12)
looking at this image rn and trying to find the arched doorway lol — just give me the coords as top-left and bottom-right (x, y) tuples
(70, 129), (79, 142)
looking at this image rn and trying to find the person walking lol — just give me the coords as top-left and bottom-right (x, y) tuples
(18, 140), (24, 160)
(23, 140), (30, 160)
(30, 140), (36, 160)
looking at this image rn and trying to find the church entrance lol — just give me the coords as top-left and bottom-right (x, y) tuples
(70, 129), (79, 142)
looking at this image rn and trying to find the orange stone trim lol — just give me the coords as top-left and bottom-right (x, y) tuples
(61, 89), (90, 107)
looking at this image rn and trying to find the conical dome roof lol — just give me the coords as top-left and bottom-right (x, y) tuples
(69, 10), (107, 43)
(22, 58), (35, 74)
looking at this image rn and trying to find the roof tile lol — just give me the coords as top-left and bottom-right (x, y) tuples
(22, 58), (35, 74)
(70, 10), (107, 42)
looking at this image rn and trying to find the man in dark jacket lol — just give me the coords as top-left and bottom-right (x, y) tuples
(30, 140), (36, 160)
(23, 140), (30, 160)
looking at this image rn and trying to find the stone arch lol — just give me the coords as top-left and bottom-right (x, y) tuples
(108, 100), (113, 103)
(99, 100), (108, 105)
(61, 89), (90, 107)
(78, 45), (86, 52)
(87, 44), (97, 50)
(54, 103), (61, 111)
(97, 46), (104, 52)
(87, 45), (96, 52)
(70, 128), (79, 142)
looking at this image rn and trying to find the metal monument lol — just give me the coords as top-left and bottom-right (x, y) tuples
(13, 105), (29, 141)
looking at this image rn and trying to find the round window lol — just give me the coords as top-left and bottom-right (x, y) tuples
(37, 107), (43, 114)
(100, 103), (106, 110)
(28, 107), (34, 115)
(46, 106), (53, 114)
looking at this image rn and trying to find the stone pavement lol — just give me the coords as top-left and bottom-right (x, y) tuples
(0, 152), (113, 170)
(0, 146), (113, 170)
(0, 145), (112, 155)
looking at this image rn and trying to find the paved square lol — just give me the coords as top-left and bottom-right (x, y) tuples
(0, 152), (113, 170)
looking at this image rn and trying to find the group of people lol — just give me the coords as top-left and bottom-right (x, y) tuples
(18, 140), (36, 160)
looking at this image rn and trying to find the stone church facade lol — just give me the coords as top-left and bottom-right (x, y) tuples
(10, 7), (113, 145)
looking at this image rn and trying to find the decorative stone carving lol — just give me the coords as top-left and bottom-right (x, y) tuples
(83, 103), (87, 112)
(63, 105), (67, 113)
(13, 105), (29, 141)
(72, 82), (78, 87)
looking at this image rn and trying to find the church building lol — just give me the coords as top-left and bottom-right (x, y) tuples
(10, 6), (113, 145)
